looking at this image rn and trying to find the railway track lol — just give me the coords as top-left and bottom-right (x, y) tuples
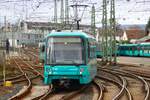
(59, 85), (89, 100)
(98, 69), (133, 100)
(92, 80), (105, 100)
(6, 53), (53, 100)
(22, 48), (39, 62)
(31, 84), (53, 100)
(2, 48), (150, 100)
(9, 57), (32, 99)
(96, 74), (131, 100)
(100, 67), (150, 100)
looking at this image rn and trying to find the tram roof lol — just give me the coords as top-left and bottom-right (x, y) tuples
(120, 43), (150, 46)
(119, 44), (139, 46)
(46, 31), (94, 39)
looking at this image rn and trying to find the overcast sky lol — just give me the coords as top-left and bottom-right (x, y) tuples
(0, 0), (150, 26)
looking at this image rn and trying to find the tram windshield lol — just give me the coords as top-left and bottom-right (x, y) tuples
(46, 37), (85, 65)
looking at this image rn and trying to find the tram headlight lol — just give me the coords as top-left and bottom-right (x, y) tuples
(80, 68), (84, 74)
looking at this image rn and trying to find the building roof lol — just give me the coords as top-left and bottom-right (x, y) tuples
(126, 29), (146, 39)
(136, 36), (150, 43)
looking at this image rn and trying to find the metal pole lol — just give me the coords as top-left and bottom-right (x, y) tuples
(25, 0), (28, 20)
(75, 3), (78, 23)
(65, 0), (69, 24)
(105, 0), (108, 62)
(102, 0), (108, 62)
(3, 51), (6, 85)
(54, 0), (58, 23)
(91, 4), (96, 37)
(3, 16), (6, 85)
(60, 0), (64, 29)
(109, 0), (114, 64)
(4, 16), (6, 41)
(60, 0), (64, 22)
(112, 0), (117, 65)
(101, 0), (105, 62)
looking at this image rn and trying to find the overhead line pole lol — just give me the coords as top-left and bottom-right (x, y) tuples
(102, 0), (108, 62)
(109, 0), (113, 64)
(60, 0), (64, 23)
(54, 0), (58, 29)
(65, 0), (69, 24)
(110, 0), (117, 65)
(54, 0), (58, 24)
(60, 0), (64, 29)
(91, 4), (96, 37)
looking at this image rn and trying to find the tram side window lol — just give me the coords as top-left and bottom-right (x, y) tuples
(123, 46), (126, 51)
(143, 46), (146, 54)
(118, 46), (121, 50)
(120, 46), (123, 51)
(124, 46), (126, 50)
(146, 46), (149, 54)
(124, 46), (128, 50)
(127, 46), (129, 50)
(88, 41), (96, 59)
(142, 46), (145, 52)
(41, 45), (45, 52)
(129, 47), (132, 51)
(146, 46), (149, 53)
(148, 46), (150, 53)
(123, 47), (125, 50)
(132, 46), (136, 51)
(90, 47), (95, 58)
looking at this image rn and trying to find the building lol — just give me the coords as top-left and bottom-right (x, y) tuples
(136, 35), (150, 43)
(0, 21), (94, 47)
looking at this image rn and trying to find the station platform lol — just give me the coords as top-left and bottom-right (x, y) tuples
(117, 56), (150, 67)
(97, 56), (150, 67)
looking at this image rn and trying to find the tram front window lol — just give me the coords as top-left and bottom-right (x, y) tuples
(46, 37), (84, 65)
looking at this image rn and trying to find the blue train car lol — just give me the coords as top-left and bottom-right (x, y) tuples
(44, 31), (97, 85)
(139, 43), (150, 57)
(118, 43), (150, 57)
(118, 44), (139, 56)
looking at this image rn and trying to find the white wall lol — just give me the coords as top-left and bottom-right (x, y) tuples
(9, 39), (18, 47)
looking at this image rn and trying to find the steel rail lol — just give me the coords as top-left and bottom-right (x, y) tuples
(22, 48), (39, 62)
(37, 84), (54, 100)
(99, 69), (133, 100)
(10, 56), (53, 100)
(96, 75), (126, 100)
(93, 80), (104, 100)
(123, 68), (150, 79)
(102, 68), (150, 100)
(112, 76), (126, 100)
(9, 74), (41, 85)
(138, 76), (150, 100)
(26, 50), (39, 58)
(60, 85), (89, 100)
(116, 69), (149, 100)
(0, 74), (24, 82)
(17, 56), (44, 78)
(9, 58), (32, 100)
